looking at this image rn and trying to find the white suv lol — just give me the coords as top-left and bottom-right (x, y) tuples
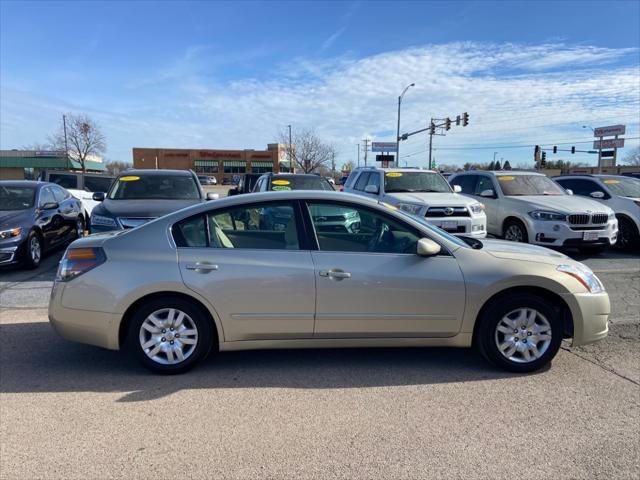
(554, 174), (640, 250)
(449, 170), (618, 254)
(344, 167), (487, 237)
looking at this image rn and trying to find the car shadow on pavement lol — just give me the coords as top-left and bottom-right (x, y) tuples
(0, 321), (548, 402)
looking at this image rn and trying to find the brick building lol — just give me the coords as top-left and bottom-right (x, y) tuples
(132, 144), (292, 182)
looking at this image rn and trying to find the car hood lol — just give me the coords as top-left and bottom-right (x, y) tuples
(386, 192), (476, 206)
(0, 209), (32, 229)
(508, 195), (611, 213)
(481, 238), (569, 264)
(95, 199), (203, 218)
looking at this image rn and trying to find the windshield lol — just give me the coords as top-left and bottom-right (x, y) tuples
(108, 175), (201, 200)
(392, 206), (470, 249)
(497, 175), (565, 196)
(0, 186), (35, 210)
(84, 176), (113, 193)
(384, 171), (452, 193)
(269, 176), (334, 191)
(601, 177), (640, 198)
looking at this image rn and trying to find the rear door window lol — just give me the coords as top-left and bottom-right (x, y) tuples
(354, 172), (370, 191)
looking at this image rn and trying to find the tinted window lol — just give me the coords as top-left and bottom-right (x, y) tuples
(451, 175), (477, 194)
(497, 175), (564, 196)
(556, 178), (603, 196)
(108, 175), (200, 200)
(39, 188), (56, 206)
(51, 185), (69, 202)
(48, 173), (78, 189)
(209, 202), (299, 250)
(84, 176), (113, 192)
(367, 172), (381, 189)
(308, 202), (420, 254)
(474, 176), (496, 195)
(173, 215), (207, 248)
(599, 177), (640, 197)
(268, 176), (333, 191)
(384, 171), (451, 193)
(354, 172), (370, 191)
(0, 186), (35, 210)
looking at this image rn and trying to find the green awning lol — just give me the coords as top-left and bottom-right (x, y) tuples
(0, 156), (107, 171)
(251, 161), (274, 167)
(223, 161), (247, 167)
(194, 160), (219, 167)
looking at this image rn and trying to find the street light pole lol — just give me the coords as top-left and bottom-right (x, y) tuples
(287, 124), (294, 173)
(583, 125), (601, 173)
(396, 83), (415, 167)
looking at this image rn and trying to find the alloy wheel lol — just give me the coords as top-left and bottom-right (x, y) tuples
(494, 308), (552, 363)
(505, 224), (524, 242)
(138, 308), (199, 365)
(30, 236), (41, 264)
(76, 218), (85, 238)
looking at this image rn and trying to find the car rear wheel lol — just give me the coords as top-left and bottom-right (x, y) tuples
(128, 297), (213, 374)
(23, 230), (42, 269)
(504, 219), (528, 243)
(476, 293), (563, 373)
(74, 216), (85, 239)
(614, 216), (640, 251)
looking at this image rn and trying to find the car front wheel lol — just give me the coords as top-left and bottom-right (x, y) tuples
(128, 297), (214, 374)
(476, 293), (563, 373)
(503, 219), (528, 243)
(23, 230), (42, 269)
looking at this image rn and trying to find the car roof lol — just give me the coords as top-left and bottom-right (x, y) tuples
(452, 170), (543, 176)
(117, 169), (193, 177)
(554, 174), (629, 179)
(0, 180), (47, 188)
(267, 173), (324, 178)
(353, 167), (437, 173)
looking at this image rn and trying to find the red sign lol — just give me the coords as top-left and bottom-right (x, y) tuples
(199, 150), (242, 158)
(250, 154), (272, 159)
(165, 152), (188, 157)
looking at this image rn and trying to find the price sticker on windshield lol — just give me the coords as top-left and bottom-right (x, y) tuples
(119, 176), (140, 181)
(603, 179), (620, 184)
(272, 185), (291, 191)
(498, 176), (515, 181)
(272, 179), (290, 186)
(386, 172), (403, 177)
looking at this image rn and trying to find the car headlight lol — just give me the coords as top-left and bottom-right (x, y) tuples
(557, 264), (604, 294)
(469, 203), (485, 215)
(528, 210), (567, 221)
(0, 227), (22, 240)
(91, 214), (117, 227)
(608, 212), (616, 220)
(397, 203), (423, 215)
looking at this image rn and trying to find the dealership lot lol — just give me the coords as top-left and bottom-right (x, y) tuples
(0, 246), (638, 479)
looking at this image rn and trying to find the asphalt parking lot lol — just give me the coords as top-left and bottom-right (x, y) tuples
(1, 247), (638, 479)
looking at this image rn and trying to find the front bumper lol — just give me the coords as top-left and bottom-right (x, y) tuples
(48, 281), (121, 350)
(560, 292), (610, 346)
(426, 216), (487, 238)
(525, 218), (618, 247)
(0, 236), (26, 266)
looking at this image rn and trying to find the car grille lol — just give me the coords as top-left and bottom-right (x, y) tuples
(424, 207), (470, 217)
(568, 213), (608, 226)
(118, 217), (155, 229)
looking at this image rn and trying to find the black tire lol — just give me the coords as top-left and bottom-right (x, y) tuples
(127, 296), (214, 374)
(74, 216), (85, 240)
(577, 245), (607, 255)
(22, 230), (42, 269)
(614, 216), (640, 251)
(476, 293), (563, 373)
(503, 219), (529, 243)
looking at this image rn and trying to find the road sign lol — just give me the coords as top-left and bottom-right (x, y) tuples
(372, 142), (398, 152)
(593, 125), (625, 137)
(593, 138), (625, 149)
(600, 150), (615, 158)
(375, 154), (395, 162)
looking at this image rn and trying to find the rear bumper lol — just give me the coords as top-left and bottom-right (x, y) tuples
(48, 282), (121, 350)
(560, 292), (610, 346)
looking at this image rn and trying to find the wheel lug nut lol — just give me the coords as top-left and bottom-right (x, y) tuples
(162, 329), (166, 333)
(514, 337), (519, 342)
(513, 329), (518, 334)
(170, 340), (174, 345)
(170, 327), (174, 331)
(161, 337), (166, 342)
(527, 332), (532, 336)
(523, 339), (528, 343)
(175, 334), (180, 338)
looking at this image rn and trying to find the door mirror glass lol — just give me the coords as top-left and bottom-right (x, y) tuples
(92, 192), (105, 201)
(480, 189), (495, 198)
(590, 191), (605, 199)
(42, 202), (59, 210)
(453, 185), (462, 193)
(206, 192), (220, 201)
(364, 184), (379, 194)
(417, 237), (441, 257)
(565, 189), (574, 195)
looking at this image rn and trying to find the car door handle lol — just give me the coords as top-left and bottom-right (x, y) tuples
(186, 263), (219, 272)
(319, 269), (351, 280)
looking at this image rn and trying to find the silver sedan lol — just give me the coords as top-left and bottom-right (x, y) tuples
(49, 191), (610, 374)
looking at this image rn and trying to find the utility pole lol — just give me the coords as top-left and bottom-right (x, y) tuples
(287, 124), (294, 173)
(62, 114), (70, 169)
(362, 139), (370, 166)
(357, 144), (360, 167)
(428, 121), (435, 170)
(331, 152), (336, 178)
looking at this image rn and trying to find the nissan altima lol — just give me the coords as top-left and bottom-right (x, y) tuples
(49, 191), (609, 374)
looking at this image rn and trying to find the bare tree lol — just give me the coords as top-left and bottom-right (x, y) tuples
(21, 142), (55, 151)
(49, 114), (106, 172)
(622, 146), (640, 166)
(278, 128), (336, 174)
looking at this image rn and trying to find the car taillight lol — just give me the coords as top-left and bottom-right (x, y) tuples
(56, 247), (106, 282)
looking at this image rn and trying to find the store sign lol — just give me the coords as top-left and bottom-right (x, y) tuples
(593, 138), (625, 149)
(372, 142), (398, 152)
(593, 125), (625, 137)
(199, 150), (242, 158)
(35, 151), (66, 157)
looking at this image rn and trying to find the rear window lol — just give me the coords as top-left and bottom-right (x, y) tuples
(269, 176), (333, 191)
(108, 174), (201, 200)
(84, 176), (113, 192)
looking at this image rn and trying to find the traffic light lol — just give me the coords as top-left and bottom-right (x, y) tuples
(430, 122), (436, 135)
(534, 145), (540, 162)
(456, 115), (461, 126)
(541, 151), (547, 167)
(553, 146), (557, 154)
(462, 112), (469, 127)
(571, 146), (576, 154)
(445, 118), (451, 130)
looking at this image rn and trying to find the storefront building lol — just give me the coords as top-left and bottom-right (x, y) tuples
(132, 144), (293, 182)
(0, 150), (108, 180)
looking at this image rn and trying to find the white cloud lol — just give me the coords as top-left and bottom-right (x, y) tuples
(1, 41), (638, 167)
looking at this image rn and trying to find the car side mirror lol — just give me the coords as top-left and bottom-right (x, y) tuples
(364, 185), (379, 194)
(41, 202), (59, 210)
(565, 189), (574, 195)
(590, 191), (605, 199)
(417, 238), (442, 257)
(227, 188), (238, 196)
(480, 189), (495, 198)
(92, 192), (105, 201)
(453, 185), (462, 193)
(206, 192), (220, 201)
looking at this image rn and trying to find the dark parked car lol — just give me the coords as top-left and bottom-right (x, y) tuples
(252, 173), (335, 192)
(227, 173), (262, 196)
(90, 169), (217, 233)
(0, 181), (84, 268)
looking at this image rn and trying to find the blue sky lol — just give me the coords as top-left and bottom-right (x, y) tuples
(1, 0), (639, 168)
